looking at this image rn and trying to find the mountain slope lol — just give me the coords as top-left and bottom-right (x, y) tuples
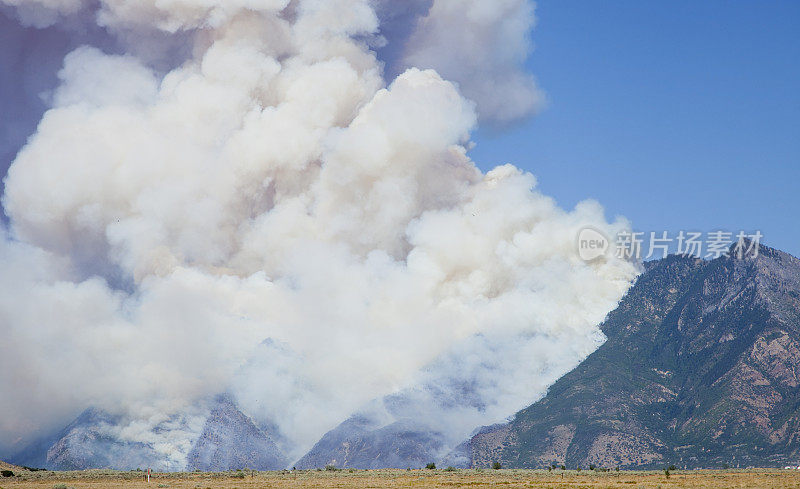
(467, 244), (800, 469)
(295, 410), (446, 469)
(187, 396), (287, 471)
(45, 408), (163, 471)
(0, 460), (23, 472)
(10, 397), (287, 471)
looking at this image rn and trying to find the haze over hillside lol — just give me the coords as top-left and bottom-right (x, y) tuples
(0, 0), (639, 468)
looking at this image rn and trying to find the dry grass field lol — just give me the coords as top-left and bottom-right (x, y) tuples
(2, 469), (800, 489)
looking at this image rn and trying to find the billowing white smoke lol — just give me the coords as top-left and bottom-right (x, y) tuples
(401, 0), (544, 123)
(0, 0), (639, 466)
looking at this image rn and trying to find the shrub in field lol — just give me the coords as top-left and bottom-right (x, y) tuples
(0, 471), (13, 477)
(425, 463), (436, 470)
(444, 466), (456, 472)
(325, 465), (338, 471)
(492, 462), (502, 470)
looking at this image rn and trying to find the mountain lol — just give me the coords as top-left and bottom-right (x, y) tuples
(465, 243), (800, 469)
(294, 408), (446, 470)
(10, 397), (287, 471)
(187, 396), (287, 471)
(45, 407), (164, 471)
(8, 408), (148, 470)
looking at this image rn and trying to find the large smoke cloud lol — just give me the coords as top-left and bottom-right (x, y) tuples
(0, 0), (639, 466)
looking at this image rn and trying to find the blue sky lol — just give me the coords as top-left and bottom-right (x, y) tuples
(470, 0), (800, 257)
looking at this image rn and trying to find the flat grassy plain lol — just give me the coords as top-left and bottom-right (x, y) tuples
(3, 469), (800, 489)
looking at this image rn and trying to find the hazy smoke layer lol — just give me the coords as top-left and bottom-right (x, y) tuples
(0, 0), (639, 466)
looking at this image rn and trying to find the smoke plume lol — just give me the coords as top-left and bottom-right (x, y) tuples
(0, 0), (639, 466)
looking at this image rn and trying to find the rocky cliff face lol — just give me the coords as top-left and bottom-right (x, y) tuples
(466, 244), (800, 469)
(187, 396), (287, 471)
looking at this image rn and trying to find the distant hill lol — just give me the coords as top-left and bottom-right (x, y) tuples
(0, 459), (23, 472)
(465, 243), (800, 469)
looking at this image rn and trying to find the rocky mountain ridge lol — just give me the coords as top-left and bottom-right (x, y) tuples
(465, 243), (800, 469)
